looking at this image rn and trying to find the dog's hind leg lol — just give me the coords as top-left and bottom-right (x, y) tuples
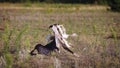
(63, 46), (74, 54)
(62, 45), (79, 57)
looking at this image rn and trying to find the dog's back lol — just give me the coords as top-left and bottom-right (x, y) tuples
(30, 40), (58, 56)
(30, 36), (59, 56)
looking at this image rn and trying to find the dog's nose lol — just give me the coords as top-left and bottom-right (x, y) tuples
(49, 25), (53, 28)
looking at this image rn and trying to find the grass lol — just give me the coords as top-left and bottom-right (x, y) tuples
(0, 3), (120, 68)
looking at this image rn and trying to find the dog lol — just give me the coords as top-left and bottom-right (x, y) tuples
(30, 36), (75, 56)
(30, 24), (79, 57)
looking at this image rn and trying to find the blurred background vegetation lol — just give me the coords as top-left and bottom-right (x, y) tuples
(0, 0), (120, 12)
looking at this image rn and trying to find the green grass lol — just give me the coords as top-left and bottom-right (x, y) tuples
(0, 3), (120, 68)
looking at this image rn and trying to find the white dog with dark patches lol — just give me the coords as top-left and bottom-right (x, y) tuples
(30, 24), (79, 57)
(49, 24), (79, 57)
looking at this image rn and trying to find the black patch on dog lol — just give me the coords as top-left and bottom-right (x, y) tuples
(30, 38), (59, 56)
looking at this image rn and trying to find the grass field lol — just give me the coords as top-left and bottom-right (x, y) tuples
(0, 3), (120, 68)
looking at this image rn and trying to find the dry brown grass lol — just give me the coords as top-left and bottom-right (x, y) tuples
(0, 4), (120, 68)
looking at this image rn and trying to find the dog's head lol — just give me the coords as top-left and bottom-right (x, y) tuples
(49, 24), (59, 29)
